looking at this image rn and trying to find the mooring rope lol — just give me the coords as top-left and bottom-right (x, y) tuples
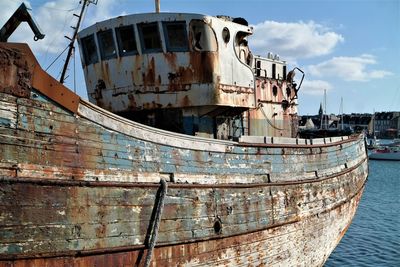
(144, 179), (168, 267)
(258, 103), (287, 131)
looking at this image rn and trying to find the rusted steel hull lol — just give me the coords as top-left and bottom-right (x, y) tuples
(0, 43), (368, 266)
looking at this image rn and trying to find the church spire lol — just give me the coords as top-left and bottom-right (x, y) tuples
(318, 102), (323, 117)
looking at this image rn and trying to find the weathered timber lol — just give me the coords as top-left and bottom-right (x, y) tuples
(0, 42), (368, 266)
(0, 189), (364, 266)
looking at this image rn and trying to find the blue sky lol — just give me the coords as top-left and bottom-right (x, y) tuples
(1, 0), (399, 115)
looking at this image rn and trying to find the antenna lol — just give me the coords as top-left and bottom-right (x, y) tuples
(60, 0), (98, 84)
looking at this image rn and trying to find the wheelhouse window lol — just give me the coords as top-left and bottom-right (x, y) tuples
(115, 25), (138, 56)
(189, 20), (217, 52)
(235, 31), (252, 65)
(163, 21), (189, 52)
(138, 22), (163, 53)
(81, 34), (98, 65)
(97, 29), (117, 60)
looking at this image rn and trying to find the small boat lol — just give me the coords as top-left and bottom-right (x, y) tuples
(369, 145), (400, 161)
(367, 137), (380, 150)
(0, 2), (368, 266)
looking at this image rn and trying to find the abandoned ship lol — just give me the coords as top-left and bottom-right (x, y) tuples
(0, 1), (368, 266)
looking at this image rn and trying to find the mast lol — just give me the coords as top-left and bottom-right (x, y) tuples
(155, 0), (160, 13)
(339, 97), (343, 130)
(321, 89), (327, 129)
(60, 0), (97, 84)
(373, 109), (376, 138)
(324, 89), (327, 129)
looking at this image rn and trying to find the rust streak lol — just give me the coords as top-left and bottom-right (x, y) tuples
(0, 43), (80, 113)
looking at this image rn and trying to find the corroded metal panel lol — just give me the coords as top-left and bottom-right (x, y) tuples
(0, 43), (80, 113)
(76, 12), (303, 139)
(86, 52), (221, 112)
(248, 78), (298, 137)
(79, 13), (256, 113)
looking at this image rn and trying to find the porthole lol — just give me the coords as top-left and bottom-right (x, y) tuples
(282, 100), (289, 110)
(222, 27), (230, 43)
(286, 87), (291, 97)
(272, 85), (278, 96)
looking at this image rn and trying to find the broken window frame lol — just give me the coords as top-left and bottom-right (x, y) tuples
(234, 31), (253, 66)
(162, 21), (189, 52)
(115, 25), (138, 57)
(80, 34), (99, 65)
(137, 22), (163, 53)
(189, 19), (218, 52)
(97, 29), (117, 60)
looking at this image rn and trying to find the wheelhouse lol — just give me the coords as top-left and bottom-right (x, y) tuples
(78, 13), (300, 139)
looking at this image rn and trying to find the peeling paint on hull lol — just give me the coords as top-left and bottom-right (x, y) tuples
(0, 44), (368, 266)
(0, 189), (364, 266)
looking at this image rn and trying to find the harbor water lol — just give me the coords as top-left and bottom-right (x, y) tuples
(325, 160), (400, 266)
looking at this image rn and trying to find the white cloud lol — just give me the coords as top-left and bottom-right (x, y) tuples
(250, 20), (344, 60)
(0, 0), (125, 85)
(83, 0), (123, 27)
(369, 70), (393, 79)
(301, 80), (333, 95)
(0, 1), (28, 21)
(0, 0), (123, 56)
(0, 0), (79, 55)
(308, 54), (393, 81)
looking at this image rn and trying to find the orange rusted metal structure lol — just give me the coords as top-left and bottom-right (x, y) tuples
(0, 6), (368, 267)
(77, 13), (303, 139)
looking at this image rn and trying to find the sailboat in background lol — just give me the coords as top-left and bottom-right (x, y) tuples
(369, 143), (400, 161)
(367, 112), (379, 150)
(368, 111), (400, 161)
(299, 92), (353, 138)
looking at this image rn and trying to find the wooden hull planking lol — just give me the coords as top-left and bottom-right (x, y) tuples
(0, 43), (368, 266)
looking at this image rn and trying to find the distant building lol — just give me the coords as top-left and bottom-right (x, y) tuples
(373, 112), (400, 138)
(299, 108), (400, 138)
(318, 103), (323, 119)
(299, 113), (366, 131)
(341, 113), (372, 133)
(305, 118), (315, 129)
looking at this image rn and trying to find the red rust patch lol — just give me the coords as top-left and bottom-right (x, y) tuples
(0, 46), (31, 98)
